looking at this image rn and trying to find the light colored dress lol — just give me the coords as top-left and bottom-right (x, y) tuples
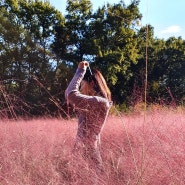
(65, 67), (112, 168)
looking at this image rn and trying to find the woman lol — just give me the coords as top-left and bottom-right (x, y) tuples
(65, 61), (112, 171)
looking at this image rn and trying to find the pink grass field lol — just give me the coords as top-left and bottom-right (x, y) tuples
(0, 108), (185, 185)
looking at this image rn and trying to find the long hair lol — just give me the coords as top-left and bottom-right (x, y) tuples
(82, 68), (111, 101)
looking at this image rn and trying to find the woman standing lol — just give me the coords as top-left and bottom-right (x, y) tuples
(65, 61), (112, 171)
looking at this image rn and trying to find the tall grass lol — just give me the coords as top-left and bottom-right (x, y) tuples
(0, 108), (185, 184)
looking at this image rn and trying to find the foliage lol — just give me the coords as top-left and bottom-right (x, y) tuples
(0, 0), (185, 118)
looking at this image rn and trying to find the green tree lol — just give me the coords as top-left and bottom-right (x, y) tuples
(64, 0), (93, 64)
(133, 25), (185, 106)
(129, 24), (157, 105)
(89, 0), (142, 103)
(0, 0), (67, 117)
(0, 4), (38, 116)
(54, 0), (142, 104)
(151, 37), (185, 105)
(5, 0), (65, 69)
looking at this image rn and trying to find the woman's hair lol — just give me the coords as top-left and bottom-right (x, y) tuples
(82, 68), (112, 101)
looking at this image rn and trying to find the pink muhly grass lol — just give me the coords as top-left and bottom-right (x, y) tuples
(101, 109), (185, 185)
(0, 109), (185, 185)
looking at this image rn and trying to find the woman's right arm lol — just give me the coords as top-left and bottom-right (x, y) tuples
(65, 61), (89, 101)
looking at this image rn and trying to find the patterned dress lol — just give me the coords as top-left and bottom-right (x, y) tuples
(65, 67), (112, 168)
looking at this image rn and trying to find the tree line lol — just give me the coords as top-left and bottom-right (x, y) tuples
(0, 0), (185, 118)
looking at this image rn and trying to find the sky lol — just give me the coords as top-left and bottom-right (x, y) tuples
(49, 0), (185, 40)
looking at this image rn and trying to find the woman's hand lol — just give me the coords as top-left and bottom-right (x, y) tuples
(78, 61), (89, 69)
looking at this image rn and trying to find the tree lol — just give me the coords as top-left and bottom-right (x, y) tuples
(133, 24), (185, 106)
(0, 3), (38, 116)
(64, 0), (94, 64)
(151, 37), (185, 105)
(0, 0), (67, 117)
(89, 0), (142, 103)
(129, 24), (157, 105)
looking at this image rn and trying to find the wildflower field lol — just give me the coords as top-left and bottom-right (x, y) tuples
(0, 108), (185, 185)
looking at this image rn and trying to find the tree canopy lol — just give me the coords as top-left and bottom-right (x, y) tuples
(0, 0), (184, 118)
